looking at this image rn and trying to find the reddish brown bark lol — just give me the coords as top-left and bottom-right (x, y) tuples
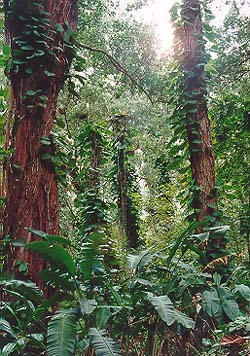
(183, 0), (217, 226)
(4, 0), (78, 287)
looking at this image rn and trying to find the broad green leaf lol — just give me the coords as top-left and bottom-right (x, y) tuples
(46, 235), (72, 246)
(11, 240), (25, 247)
(193, 232), (209, 242)
(30, 333), (44, 342)
(165, 221), (201, 268)
(103, 281), (123, 305)
(79, 234), (105, 280)
(3, 44), (11, 56)
(26, 228), (47, 238)
(26, 241), (76, 275)
(41, 136), (51, 145)
(47, 310), (78, 356)
(148, 294), (175, 326)
(202, 290), (220, 317)
(174, 309), (195, 329)
(217, 286), (233, 301)
(40, 95), (48, 101)
(1, 279), (42, 301)
(234, 284), (250, 301)
(96, 307), (111, 329)
(51, 155), (61, 163)
(26, 228), (71, 246)
(89, 328), (122, 356)
(77, 339), (89, 352)
(127, 247), (153, 273)
(132, 278), (153, 287)
(54, 23), (64, 33)
(41, 153), (51, 160)
(39, 270), (76, 291)
(207, 203), (217, 209)
(213, 272), (222, 286)
(222, 299), (240, 321)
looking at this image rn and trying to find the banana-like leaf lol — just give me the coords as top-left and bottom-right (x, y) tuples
(26, 228), (71, 245)
(165, 221), (201, 269)
(47, 309), (78, 356)
(26, 241), (76, 275)
(193, 226), (230, 243)
(127, 247), (153, 273)
(103, 281), (123, 305)
(39, 269), (76, 291)
(89, 328), (122, 356)
(148, 293), (175, 326)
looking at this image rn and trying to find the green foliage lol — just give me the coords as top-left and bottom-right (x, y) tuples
(0, 277), (46, 355)
(127, 247), (153, 273)
(147, 294), (175, 326)
(47, 310), (78, 356)
(2, 0), (250, 355)
(27, 241), (76, 275)
(202, 273), (244, 322)
(89, 328), (122, 356)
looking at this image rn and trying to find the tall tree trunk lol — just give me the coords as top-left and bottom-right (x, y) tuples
(182, 0), (217, 226)
(114, 116), (139, 248)
(88, 131), (101, 192)
(3, 0), (78, 287)
(117, 129), (129, 239)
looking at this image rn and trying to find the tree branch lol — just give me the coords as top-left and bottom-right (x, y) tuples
(73, 41), (154, 104)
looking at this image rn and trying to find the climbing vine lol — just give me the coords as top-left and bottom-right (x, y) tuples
(169, 0), (228, 264)
(5, 0), (76, 110)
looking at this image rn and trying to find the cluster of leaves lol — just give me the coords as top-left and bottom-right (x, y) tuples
(2, 223), (250, 355)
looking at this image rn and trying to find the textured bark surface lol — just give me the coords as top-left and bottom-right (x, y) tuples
(115, 117), (139, 248)
(4, 0), (78, 287)
(88, 131), (101, 191)
(183, 0), (217, 226)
